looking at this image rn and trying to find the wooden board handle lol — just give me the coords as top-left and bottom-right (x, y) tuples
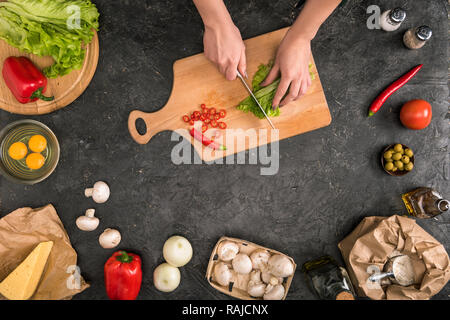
(128, 110), (161, 144)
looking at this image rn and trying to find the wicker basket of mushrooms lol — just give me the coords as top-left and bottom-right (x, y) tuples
(206, 237), (296, 300)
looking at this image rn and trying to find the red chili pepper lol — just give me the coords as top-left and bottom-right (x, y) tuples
(2, 56), (54, 104)
(368, 64), (423, 117)
(104, 251), (142, 300)
(190, 128), (226, 150)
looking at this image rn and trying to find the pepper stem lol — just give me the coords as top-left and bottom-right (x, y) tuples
(116, 251), (133, 263)
(368, 110), (374, 117)
(30, 87), (54, 102)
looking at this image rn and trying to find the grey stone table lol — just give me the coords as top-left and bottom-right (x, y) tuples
(0, 0), (448, 300)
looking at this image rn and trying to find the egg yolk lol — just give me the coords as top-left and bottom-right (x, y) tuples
(8, 142), (28, 160)
(28, 135), (47, 153)
(26, 153), (45, 170)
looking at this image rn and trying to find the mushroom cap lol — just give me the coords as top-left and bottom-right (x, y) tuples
(217, 241), (239, 261)
(261, 271), (282, 285)
(86, 181), (110, 203)
(232, 253), (252, 274)
(250, 249), (271, 270)
(263, 284), (285, 300)
(76, 214), (99, 231)
(247, 282), (266, 298)
(99, 228), (121, 248)
(268, 254), (294, 278)
(214, 262), (232, 287)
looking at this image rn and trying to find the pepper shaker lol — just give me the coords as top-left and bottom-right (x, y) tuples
(403, 25), (432, 49)
(379, 7), (406, 32)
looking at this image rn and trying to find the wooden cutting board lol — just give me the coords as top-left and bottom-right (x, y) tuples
(128, 27), (331, 161)
(0, 32), (99, 115)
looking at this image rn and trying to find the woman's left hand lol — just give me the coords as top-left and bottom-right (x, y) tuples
(260, 34), (312, 108)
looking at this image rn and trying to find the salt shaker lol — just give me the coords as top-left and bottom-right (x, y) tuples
(403, 25), (432, 49)
(379, 7), (406, 32)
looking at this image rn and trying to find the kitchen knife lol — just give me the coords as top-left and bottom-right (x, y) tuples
(236, 70), (276, 129)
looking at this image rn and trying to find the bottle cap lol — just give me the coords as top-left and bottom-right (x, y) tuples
(437, 199), (450, 212)
(416, 26), (432, 41)
(389, 8), (406, 23)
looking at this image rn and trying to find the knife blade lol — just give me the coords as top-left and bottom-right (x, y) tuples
(236, 71), (276, 129)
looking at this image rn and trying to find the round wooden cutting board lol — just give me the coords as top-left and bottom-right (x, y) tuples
(0, 31), (99, 115)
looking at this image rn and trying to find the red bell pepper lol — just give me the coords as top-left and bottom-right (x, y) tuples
(368, 64), (423, 117)
(104, 251), (142, 300)
(2, 56), (54, 104)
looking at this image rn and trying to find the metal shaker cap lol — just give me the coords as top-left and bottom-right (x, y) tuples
(437, 199), (450, 212)
(389, 8), (406, 23)
(416, 25), (432, 41)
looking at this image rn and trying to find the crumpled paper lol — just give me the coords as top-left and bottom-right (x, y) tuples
(338, 215), (450, 300)
(0, 204), (88, 300)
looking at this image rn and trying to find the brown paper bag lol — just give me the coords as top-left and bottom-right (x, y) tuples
(338, 215), (450, 300)
(0, 204), (89, 300)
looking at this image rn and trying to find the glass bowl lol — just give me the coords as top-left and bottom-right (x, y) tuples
(0, 120), (60, 184)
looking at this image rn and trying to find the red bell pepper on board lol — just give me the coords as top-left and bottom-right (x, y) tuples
(104, 251), (142, 300)
(368, 64), (423, 117)
(2, 56), (54, 104)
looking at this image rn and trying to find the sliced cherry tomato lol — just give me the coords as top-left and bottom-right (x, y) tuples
(200, 114), (206, 121)
(202, 124), (208, 133)
(218, 122), (227, 129)
(219, 110), (226, 118)
(214, 113), (220, 120)
(210, 119), (218, 128)
(202, 112), (209, 118)
(182, 115), (190, 122)
(204, 118), (211, 124)
(189, 119), (195, 125)
(193, 111), (201, 118)
(200, 103), (206, 109)
(190, 113), (196, 120)
(208, 114), (215, 120)
(209, 107), (216, 115)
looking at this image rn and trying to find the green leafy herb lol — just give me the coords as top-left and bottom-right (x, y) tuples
(0, 0), (99, 78)
(236, 61), (316, 119)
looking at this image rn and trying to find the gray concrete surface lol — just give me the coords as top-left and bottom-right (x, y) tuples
(0, 0), (448, 300)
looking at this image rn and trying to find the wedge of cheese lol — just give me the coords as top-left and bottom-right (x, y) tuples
(0, 241), (53, 300)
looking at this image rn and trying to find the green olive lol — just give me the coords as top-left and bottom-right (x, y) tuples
(401, 155), (410, 164)
(385, 162), (394, 171)
(394, 161), (404, 170)
(385, 157), (393, 162)
(392, 153), (402, 161)
(394, 144), (403, 153)
(399, 149), (405, 155)
(392, 167), (398, 172)
(405, 162), (414, 171)
(388, 148), (395, 154)
(405, 148), (413, 157)
(384, 151), (393, 159)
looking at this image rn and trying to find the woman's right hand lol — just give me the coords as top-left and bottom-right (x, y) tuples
(203, 22), (247, 81)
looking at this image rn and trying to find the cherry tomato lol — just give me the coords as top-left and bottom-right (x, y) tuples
(189, 119), (195, 125)
(209, 114), (215, 120)
(400, 99), (432, 130)
(214, 113), (220, 120)
(182, 115), (190, 122)
(210, 120), (218, 128)
(193, 111), (201, 118)
(209, 107), (216, 115)
(219, 110), (226, 118)
(202, 124), (208, 133)
(200, 114), (206, 121)
(200, 103), (206, 109)
(218, 122), (227, 129)
(204, 118), (210, 124)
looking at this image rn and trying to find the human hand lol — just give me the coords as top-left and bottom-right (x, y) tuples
(260, 34), (312, 108)
(203, 22), (246, 81)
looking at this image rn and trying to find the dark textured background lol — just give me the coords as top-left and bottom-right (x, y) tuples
(0, 0), (448, 300)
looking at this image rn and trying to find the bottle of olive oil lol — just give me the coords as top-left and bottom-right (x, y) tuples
(302, 256), (356, 300)
(402, 187), (449, 219)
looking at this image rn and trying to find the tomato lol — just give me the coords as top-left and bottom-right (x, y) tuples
(202, 124), (208, 133)
(218, 122), (227, 129)
(214, 113), (220, 120)
(210, 120), (218, 128)
(209, 114), (215, 120)
(219, 110), (226, 118)
(189, 119), (195, 125)
(204, 118), (210, 124)
(182, 115), (190, 122)
(193, 111), (201, 118)
(400, 99), (432, 130)
(200, 114), (206, 121)
(209, 107), (216, 115)
(200, 103), (206, 109)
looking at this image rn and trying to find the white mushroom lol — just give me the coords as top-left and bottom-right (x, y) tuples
(217, 241), (239, 261)
(268, 254), (294, 278)
(261, 271), (283, 285)
(214, 262), (232, 287)
(247, 270), (266, 298)
(250, 249), (271, 270)
(232, 253), (252, 274)
(99, 228), (121, 249)
(76, 209), (99, 231)
(263, 284), (285, 300)
(85, 181), (110, 203)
